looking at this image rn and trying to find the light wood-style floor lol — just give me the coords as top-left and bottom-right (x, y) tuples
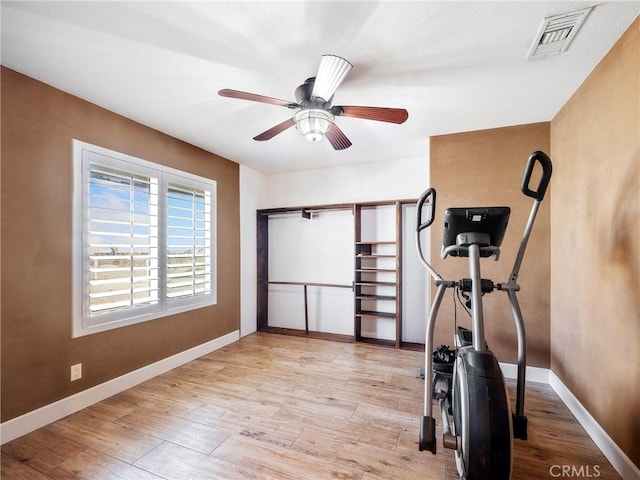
(2, 332), (619, 480)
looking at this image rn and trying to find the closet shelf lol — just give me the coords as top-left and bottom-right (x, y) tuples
(355, 281), (396, 287)
(356, 294), (396, 301)
(356, 268), (396, 273)
(356, 310), (397, 319)
(355, 241), (396, 245)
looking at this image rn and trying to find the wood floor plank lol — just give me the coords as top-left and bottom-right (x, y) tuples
(116, 405), (231, 454)
(290, 426), (444, 480)
(110, 381), (205, 417)
(84, 395), (139, 422)
(273, 394), (360, 422)
(1, 332), (623, 479)
(1, 453), (53, 480)
(342, 376), (414, 410)
(1, 430), (162, 480)
(272, 403), (402, 451)
(351, 401), (419, 430)
(134, 441), (232, 480)
(209, 434), (364, 480)
(184, 403), (304, 449)
(42, 411), (163, 464)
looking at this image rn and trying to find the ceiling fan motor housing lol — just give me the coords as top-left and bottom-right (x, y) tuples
(295, 78), (332, 108)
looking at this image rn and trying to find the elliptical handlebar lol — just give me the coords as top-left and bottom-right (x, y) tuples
(415, 187), (442, 282)
(416, 187), (436, 232)
(521, 151), (552, 201)
(508, 151), (553, 285)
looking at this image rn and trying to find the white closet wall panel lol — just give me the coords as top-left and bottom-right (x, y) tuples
(402, 204), (429, 344)
(267, 210), (354, 335)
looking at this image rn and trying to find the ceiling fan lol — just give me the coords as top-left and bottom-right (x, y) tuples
(218, 55), (409, 150)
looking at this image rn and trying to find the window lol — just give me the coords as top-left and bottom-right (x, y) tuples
(73, 140), (216, 337)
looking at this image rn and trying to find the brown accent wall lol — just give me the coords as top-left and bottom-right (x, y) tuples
(430, 123), (551, 367)
(550, 18), (639, 466)
(1, 67), (241, 421)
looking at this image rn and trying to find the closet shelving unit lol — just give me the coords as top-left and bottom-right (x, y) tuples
(354, 202), (403, 348)
(257, 199), (416, 348)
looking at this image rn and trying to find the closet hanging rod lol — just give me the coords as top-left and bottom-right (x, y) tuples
(267, 281), (353, 289)
(259, 204), (354, 217)
(258, 198), (419, 217)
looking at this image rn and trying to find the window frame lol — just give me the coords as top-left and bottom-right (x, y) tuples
(72, 140), (217, 338)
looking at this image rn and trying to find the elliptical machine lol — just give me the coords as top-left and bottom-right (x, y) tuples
(416, 151), (552, 479)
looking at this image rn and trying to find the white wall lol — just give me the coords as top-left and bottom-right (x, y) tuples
(239, 154), (431, 341)
(239, 165), (267, 337)
(265, 156), (428, 207)
(402, 203), (429, 343)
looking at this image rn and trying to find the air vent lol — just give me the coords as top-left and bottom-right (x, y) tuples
(527, 7), (593, 60)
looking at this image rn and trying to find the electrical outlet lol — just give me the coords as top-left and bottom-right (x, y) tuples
(70, 363), (82, 381)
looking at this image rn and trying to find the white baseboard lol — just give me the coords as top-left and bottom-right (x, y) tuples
(549, 371), (640, 480)
(0, 330), (239, 445)
(500, 362), (550, 384)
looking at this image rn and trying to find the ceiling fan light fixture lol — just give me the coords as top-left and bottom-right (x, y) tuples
(310, 55), (353, 103)
(294, 109), (334, 142)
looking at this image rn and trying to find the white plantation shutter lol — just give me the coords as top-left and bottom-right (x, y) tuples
(73, 141), (217, 337)
(166, 183), (213, 300)
(87, 164), (160, 317)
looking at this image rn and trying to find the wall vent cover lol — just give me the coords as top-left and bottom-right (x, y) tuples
(527, 7), (594, 60)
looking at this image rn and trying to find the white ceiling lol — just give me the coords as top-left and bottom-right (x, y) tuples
(2, 1), (638, 174)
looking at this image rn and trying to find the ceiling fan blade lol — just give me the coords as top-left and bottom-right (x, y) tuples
(219, 89), (298, 108)
(311, 55), (353, 102)
(325, 124), (352, 150)
(253, 118), (296, 141)
(335, 106), (409, 124)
